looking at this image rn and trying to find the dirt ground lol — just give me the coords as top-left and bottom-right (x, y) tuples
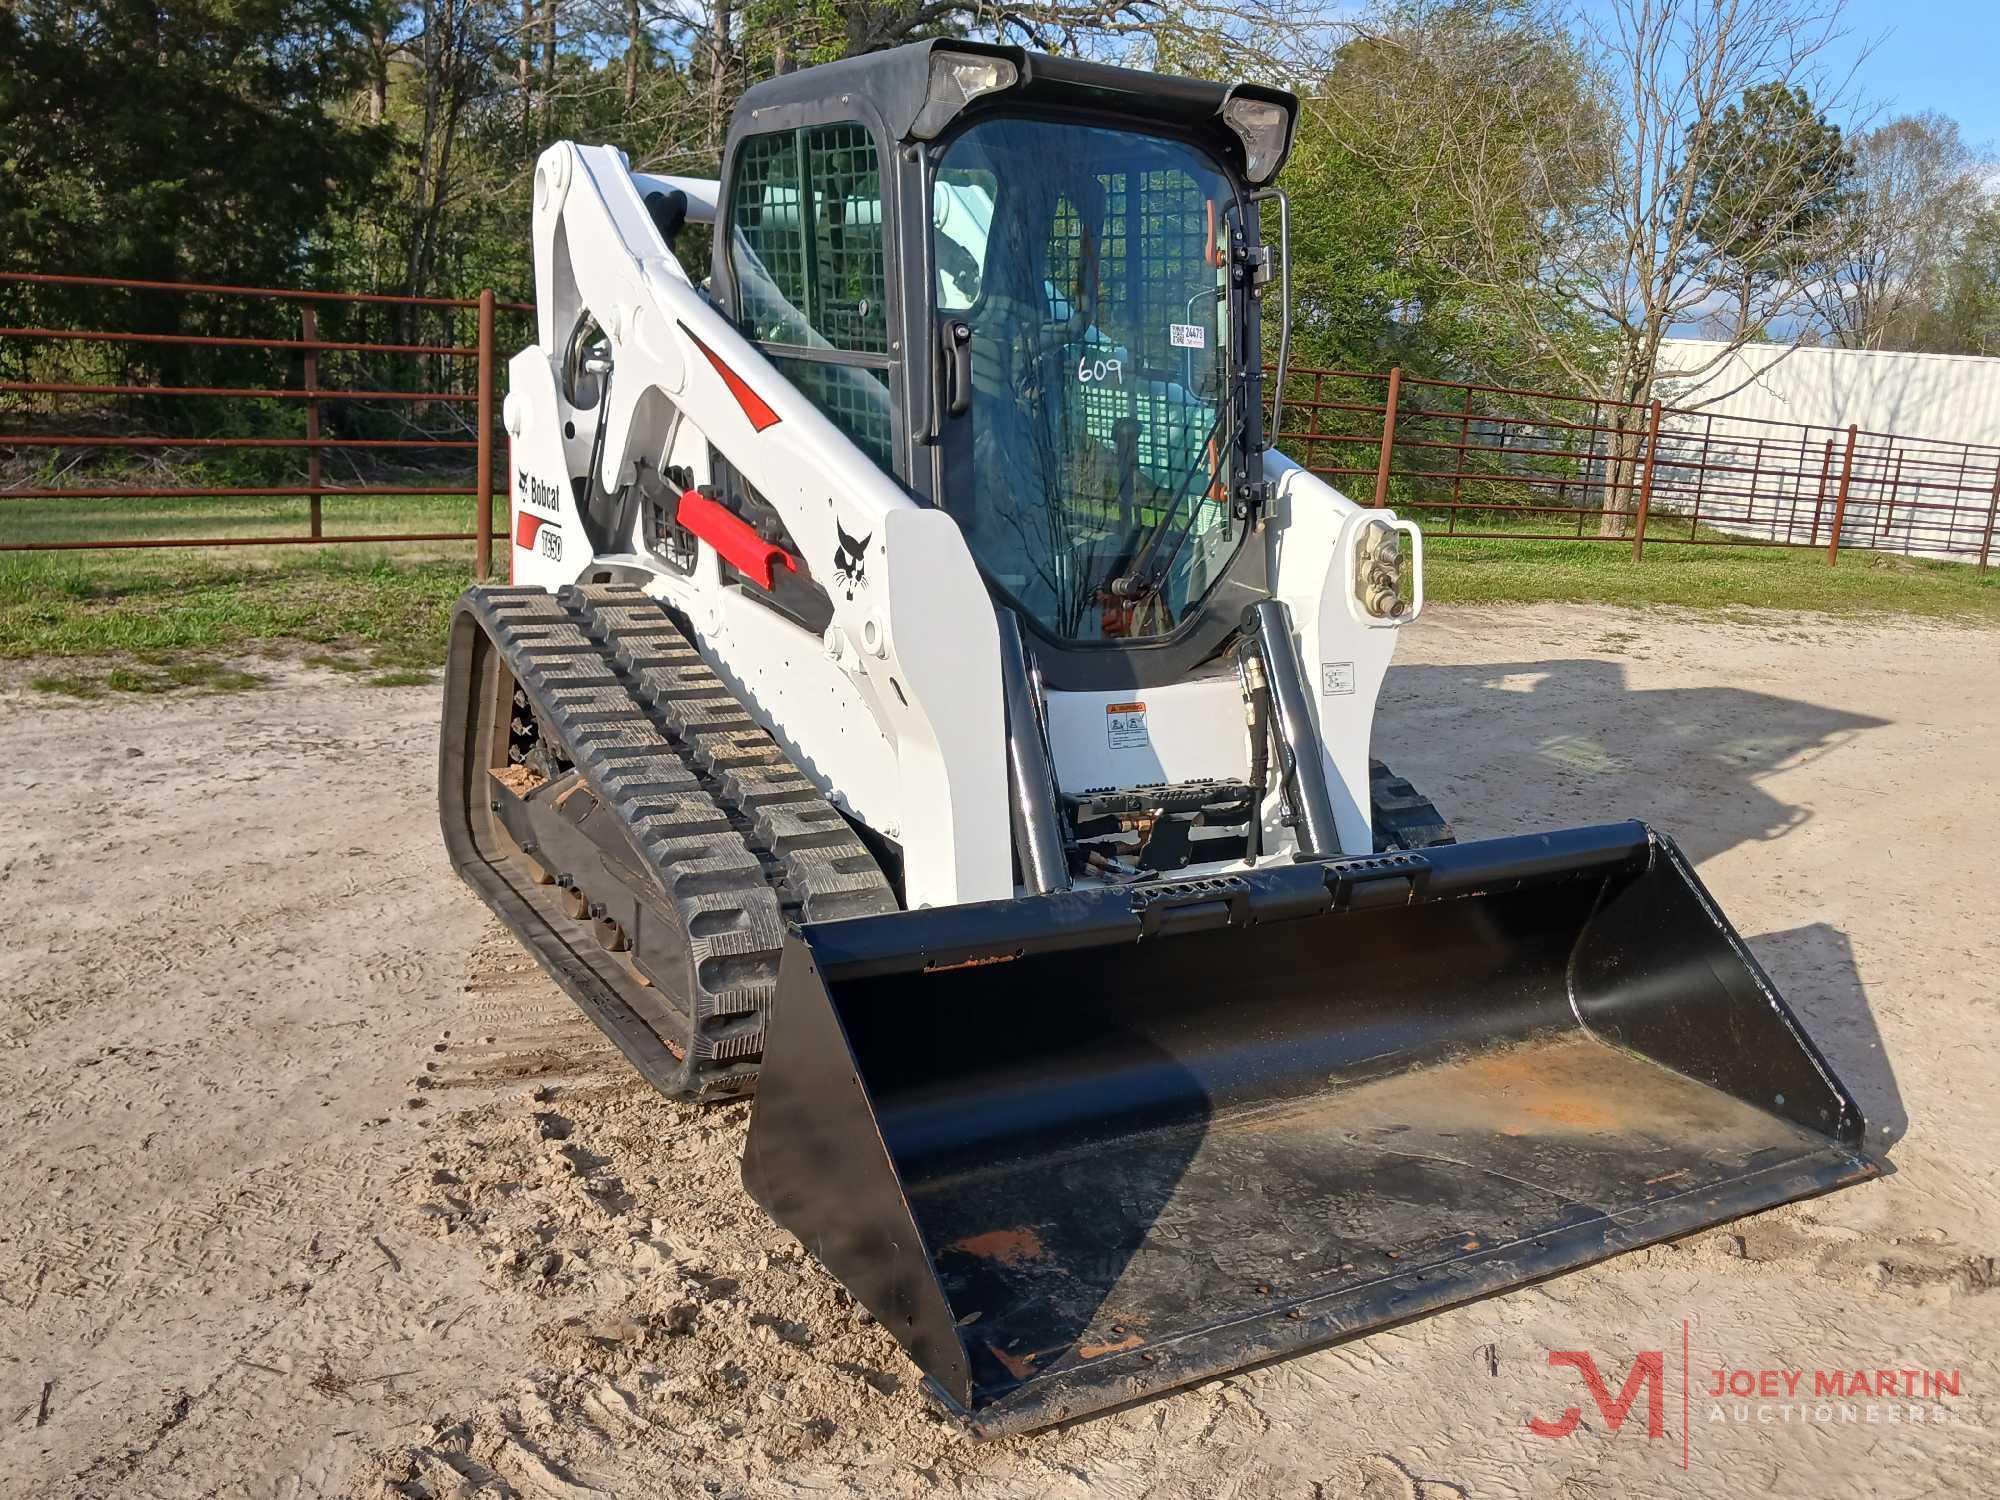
(2, 603), (1995, 1500)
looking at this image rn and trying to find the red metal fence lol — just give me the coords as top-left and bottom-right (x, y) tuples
(1273, 367), (2000, 568)
(5, 276), (1996, 573)
(0, 272), (531, 576)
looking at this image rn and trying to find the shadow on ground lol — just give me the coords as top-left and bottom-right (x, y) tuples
(1377, 657), (1888, 865)
(1376, 656), (1905, 1158)
(1750, 921), (1908, 1156)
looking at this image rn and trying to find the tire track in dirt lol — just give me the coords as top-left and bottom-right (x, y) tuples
(421, 933), (623, 1094)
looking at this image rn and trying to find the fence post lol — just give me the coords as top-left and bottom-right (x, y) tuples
(1630, 399), (1663, 562)
(301, 305), (322, 540)
(1371, 366), (1402, 509)
(1809, 438), (1833, 546)
(1882, 449), (1902, 544)
(1826, 424), (1858, 567)
(1980, 460), (2000, 571)
(475, 287), (496, 581)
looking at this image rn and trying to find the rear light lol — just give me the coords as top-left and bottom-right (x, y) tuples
(912, 51), (1019, 139)
(1222, 96), (1288, 184)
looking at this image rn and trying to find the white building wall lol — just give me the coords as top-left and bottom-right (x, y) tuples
(1650, 339), (2000, 561)
(1657, 339), (2000, 445)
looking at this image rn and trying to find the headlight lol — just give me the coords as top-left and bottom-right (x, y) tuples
(1355, 519), (1407, 619)
(1222, 96), (1289, 184)
(911, 51), (1020, 139)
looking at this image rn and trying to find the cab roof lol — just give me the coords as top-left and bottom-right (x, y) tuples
(731, 40), (1297, 184)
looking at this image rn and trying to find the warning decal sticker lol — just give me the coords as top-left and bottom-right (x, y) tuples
(1321, 662), (1356, 696)
(1105, 701), (1150, 750)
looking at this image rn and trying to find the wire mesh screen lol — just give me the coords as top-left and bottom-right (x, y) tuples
(1065, 167), (1224, 500)
(769, 356), (894, 472)
(729, 132), (809, 340)
(805, 124), (888, 355)
(730, 124), (888, 357)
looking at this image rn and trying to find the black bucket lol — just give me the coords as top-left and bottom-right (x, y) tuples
(742, 822), (1876, 1435)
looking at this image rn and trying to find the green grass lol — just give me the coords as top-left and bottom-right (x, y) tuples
(29, 656), (268, 699)
(1, 544), (474, 665)
(2, 489), (484, 546)
(0, 491), (488, 666)
(29, 671), (107, 698)
(2, 490), (1992, 700)
(0, 487), (483, 702)
(1417, 528), (2000, 620)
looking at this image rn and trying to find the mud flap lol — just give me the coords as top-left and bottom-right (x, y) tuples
(741, 822), (1877, 1436)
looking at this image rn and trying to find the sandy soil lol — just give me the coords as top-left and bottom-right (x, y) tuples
(2, 603), (1995, 1500)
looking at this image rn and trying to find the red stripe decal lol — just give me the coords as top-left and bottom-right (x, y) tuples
(514, 511), (545, 549)
(682, 325), (782, 432)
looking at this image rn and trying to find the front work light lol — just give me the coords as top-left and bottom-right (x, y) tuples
(912, 52), (1021, 139)
(1222, 96), (1289, 184)
(1341, 512), (1425, 626)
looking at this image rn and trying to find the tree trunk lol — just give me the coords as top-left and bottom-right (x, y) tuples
(706, 0), (733, 154)
(1597, 414), (1642, 539)
(624, 0), (640, 105)
(402, 0), (443, 324)
(368, 19), (388, 124)
(1596, 342), (1659, 539)
(519, 0), (534, 134)
(540, 0), (556, 137)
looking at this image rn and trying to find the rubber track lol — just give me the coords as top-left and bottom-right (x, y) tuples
(463, 584), (895, 1092)
(1369, 758), (1456, 852)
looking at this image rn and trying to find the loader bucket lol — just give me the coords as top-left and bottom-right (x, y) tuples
(742, 822), (1876, 1435)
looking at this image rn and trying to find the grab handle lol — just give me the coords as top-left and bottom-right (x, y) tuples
(942, 320), (973, 418)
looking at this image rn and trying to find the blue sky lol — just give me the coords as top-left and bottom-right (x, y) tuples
(1827, 0), (2000, 149)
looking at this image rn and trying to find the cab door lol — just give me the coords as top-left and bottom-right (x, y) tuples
(714, 110), (911, 484)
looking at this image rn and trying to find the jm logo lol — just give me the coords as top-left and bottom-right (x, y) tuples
(1529, 1351), (1666, 1440)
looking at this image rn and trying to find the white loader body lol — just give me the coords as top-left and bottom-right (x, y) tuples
(504, 142), (1420, 907)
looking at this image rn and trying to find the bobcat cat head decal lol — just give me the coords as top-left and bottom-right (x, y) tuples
(833, 520), (871, 600)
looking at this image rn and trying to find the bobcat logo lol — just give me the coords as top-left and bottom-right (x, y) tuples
(833, 520), (871, 599)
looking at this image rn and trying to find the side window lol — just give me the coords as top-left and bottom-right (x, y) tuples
(727, 122), (894, 474)
(934, 166), (996, 312)
(730, 131), (809, 342)
(728, 124), (886, 354)
(804, 123), (887, 353)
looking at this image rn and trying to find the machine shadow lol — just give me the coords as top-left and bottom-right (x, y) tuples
(1376, 657), (1888, 866)
(1747, 921), (1907, 1157)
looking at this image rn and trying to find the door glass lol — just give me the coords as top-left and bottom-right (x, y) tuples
(728, 123), (894, 473)
(730, 124), (888, 354)
(730, 130), (809, 342)
(933, 117), (1238, 643)
(769, 356), (894, 472)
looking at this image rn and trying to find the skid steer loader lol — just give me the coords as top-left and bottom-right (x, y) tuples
(439, 41), (1876, 1435)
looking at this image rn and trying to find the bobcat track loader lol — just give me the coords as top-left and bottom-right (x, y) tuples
(439, 41), (1876, 1436)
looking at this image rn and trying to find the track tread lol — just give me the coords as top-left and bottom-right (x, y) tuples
(456, 584), (895, 1097)
(565, 585), (897, 929)
(1369, 758), (1456, 852)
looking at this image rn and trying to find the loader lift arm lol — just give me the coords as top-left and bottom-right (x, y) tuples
(514, 139), (1010, 911)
